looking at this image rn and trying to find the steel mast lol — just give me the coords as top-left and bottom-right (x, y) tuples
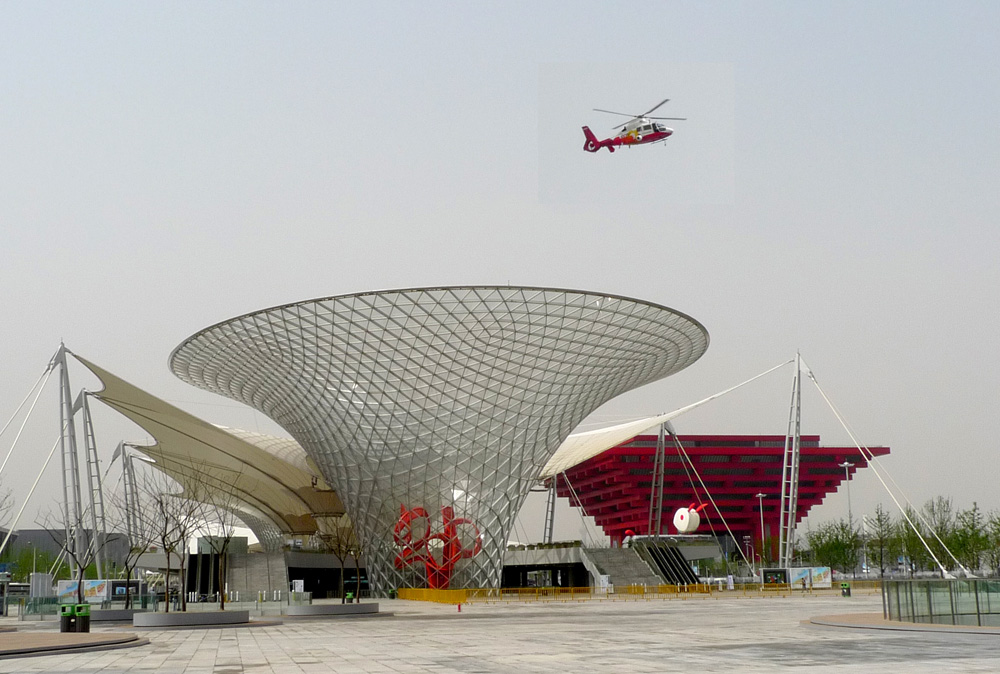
(646, 424), (667, 538)
(777, 353), (802, 568)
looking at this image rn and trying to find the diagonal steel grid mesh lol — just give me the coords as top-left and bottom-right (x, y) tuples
(169, 286), (708, 592)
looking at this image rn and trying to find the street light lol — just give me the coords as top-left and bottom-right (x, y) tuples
(756, 493), (767, 569)
(743, 535), (753, 576)
(838, 462), (855, 531)
(839, 461), (856, 578)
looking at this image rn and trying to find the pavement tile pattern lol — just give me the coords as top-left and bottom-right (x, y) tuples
(2, 594), (1000, 673)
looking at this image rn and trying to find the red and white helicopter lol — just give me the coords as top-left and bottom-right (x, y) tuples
(582, 98), (686, 153)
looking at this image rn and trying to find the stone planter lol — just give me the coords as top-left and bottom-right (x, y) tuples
(93, 608), (147, 622)
(133, 610), (250, 627)
(285, 603), (379, 617)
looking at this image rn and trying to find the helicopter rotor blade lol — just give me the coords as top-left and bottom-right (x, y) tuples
(647, 116), (687, 121)
(593, 108), (636, 117)
(641, 98), (670, 117)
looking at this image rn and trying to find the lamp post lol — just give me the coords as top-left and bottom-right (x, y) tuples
(756, 493), (767, 569)
(839, 461), (855, 578)
(838, 462), (855, 530)
(743, 535), (753, 577)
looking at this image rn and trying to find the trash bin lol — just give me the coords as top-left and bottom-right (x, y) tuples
(59, 604), (76, 633)
(75, 603), (91, 632)
(345, 592), (354, 604)
(840, 582), (851, 598)
(388, 589), (397, 599)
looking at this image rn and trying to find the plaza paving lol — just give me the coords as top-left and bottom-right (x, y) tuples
(2, 592), (1000, 673)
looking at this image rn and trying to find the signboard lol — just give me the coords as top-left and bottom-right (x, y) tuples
(773, 567), (833, 589)
(761, 567), (832, 589)
(292, 579), (304, 593)
(808, 566), (832, 588)
(57, 579), (110, 604)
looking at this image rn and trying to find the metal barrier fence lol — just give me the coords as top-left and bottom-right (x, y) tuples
(884, 579), (1000, 627)
(397, 582), (882, 605)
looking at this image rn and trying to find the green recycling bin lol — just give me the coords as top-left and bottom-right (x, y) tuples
(345, 592), (354, 604)
(59, 604), (77, 633)
(75, 603), (91, 632)
(840, 582), (851, 598)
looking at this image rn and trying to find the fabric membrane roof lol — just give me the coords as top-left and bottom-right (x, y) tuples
(74, 354), (343, 536)
(541, 360), (793, 477)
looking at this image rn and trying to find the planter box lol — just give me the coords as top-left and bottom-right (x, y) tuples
(93, 609), (147, 622)
(133, 610), (250, 627)
(285, 603), (379, 617)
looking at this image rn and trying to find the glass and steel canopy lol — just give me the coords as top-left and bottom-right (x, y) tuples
(169, 286), (709, 591)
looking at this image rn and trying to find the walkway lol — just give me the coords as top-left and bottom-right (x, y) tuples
(3, 594), (1000, 672)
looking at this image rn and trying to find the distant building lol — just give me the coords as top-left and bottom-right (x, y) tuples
(554, 434), (890, 552)
(7, 529), (130, 570)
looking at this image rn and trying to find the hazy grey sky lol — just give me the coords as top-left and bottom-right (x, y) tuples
(2, 2), (998, 542)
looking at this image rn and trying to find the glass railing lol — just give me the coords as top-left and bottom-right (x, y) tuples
(884, 579), (1000, 627)
(16, 594), (161, 620)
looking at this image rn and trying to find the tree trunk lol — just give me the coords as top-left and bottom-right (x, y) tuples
(76, 565), (85, 604)
(164, 557), (172, 613)
(339, 558), (345, 603)
(180, 557), (187, 611)
(217, 553), (226, 610)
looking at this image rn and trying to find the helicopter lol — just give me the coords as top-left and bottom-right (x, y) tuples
(582, 98), (686, 153)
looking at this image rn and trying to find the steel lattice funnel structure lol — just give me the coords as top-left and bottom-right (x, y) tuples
(169, 286), (709, 591)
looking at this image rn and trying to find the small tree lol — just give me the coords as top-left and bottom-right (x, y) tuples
(146, 474), (203, 613)
(805, 519), (858, 574)
(923, 496), (955, 570)
(37, 506), (110, 605)
(868, 504), (899, 578)
(317, 515), (357, 602)
(898, 505), (929, 576)
(186, 472), (245, 611)
(953, 502), (988, 573)
(106, 469), (162, 609)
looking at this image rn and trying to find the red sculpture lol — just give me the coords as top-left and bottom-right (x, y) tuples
(393, 504), (482, 589)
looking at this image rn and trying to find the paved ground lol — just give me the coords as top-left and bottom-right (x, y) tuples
(3, 593), (1000, 673)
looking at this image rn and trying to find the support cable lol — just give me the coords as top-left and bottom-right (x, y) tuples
(801, 360), (954, 577)
(0, 429), (64, 559)
(664, 423), (753, 569)
(560, 472), (604, 548)
(48, 547), (67, 578)
(860, 444), (971, 576)
(0, 365), (56, 479)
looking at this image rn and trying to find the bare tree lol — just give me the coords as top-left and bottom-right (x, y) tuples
(316, 515), (358, 602)
(105, 468), (163, 609)
(0, 481), (12, 531)
(186, 470), (245, 611)
(145, 473), (203, 613)
(36, 505), (109, 604)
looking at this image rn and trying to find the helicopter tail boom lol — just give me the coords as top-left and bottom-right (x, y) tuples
(582, 126), (617, 153)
